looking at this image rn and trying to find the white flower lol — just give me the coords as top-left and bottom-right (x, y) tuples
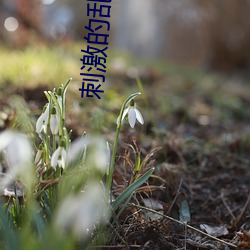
(36, 104), (49, 133)
(51, 145), (67, 169)
(35, 148), (42, 164)
(120, 100), (144, 128)
(88, 137), (110, 173)
(0, 130), (33, 190)
(54, 182), (109, 240)
(50, 106), (59, 135)
(67, 136), (110, 173)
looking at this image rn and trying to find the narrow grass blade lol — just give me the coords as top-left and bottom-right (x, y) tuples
(112, 193), (133, 225)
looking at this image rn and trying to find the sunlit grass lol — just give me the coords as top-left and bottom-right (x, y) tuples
(0, 43), (83, 87)
(0, 41), (248, 131)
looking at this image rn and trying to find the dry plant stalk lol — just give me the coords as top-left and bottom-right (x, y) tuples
(130, 203), (238, 249)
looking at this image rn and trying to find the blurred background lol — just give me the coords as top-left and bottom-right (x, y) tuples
(0, 2), (250, 248)
(1, 0), (250, 72)
(1, 0), (250, 136)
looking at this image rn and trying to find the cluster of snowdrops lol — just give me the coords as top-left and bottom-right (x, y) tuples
(0, 79), (153, 249)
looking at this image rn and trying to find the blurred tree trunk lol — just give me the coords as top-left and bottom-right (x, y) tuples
(204, 0), (250, 71)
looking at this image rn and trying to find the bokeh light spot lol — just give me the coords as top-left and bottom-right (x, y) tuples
(50, 24), (66, 40)
(4, 17), (19, 32)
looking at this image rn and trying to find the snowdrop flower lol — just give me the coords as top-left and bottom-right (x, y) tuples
(87, 137), (110, 173)
(54, 182), (109, 240)
(0, 130), (33, 190)
(51, 143), (67, 169)
(50, 106), (59, 135)
(36, 103), (50, 133)
(67, 136), (87, 164)
(121, 99), (144, 128)
(67, 135), (110, 173)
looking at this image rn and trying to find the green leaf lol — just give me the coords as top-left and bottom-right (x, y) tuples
(112, 167), (154, 211)
(0, 208), (21, 250)
(135, 152), (141, 173)
(112, 193), (133, 225)
(61, 78), (71, 99)
(32, 209), (46, 237)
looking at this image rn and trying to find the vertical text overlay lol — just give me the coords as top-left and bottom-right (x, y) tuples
(79, 0), (112, 99)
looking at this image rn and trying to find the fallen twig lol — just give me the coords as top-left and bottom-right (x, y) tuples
(130, 203), (237, 249)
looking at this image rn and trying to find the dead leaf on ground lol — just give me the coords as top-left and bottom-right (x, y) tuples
(237, 231), (250, 248)
(200, 224), (229, 237)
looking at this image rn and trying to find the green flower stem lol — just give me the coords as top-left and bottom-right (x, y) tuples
(106, 92), (141, 196)
(63, 127), (70, 150)
(52, 134), (56, 152)
(44, 96), (53, 164)
(61, 78), (71, 127)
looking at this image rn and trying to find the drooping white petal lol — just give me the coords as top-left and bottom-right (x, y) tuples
(57, 158), (65, 169)
(50, 114), (59, 135)
(116, 116), (120, 125)
(135, 109), (144, 125)
(36, 113), (45, 133)
(61, 148), (67, 161)
(121, 107), (129, 121)
(51, 147), (67, 169)
(0, 130), (33, 190)
(44, 103), (50, 117)
(59, 148), (67, 169)
(41, 121), (48, 133)
(67, 137), (87, 164)
(54, 182), (109, 240)
(5, 133), (32, 171)
(51, 147), (61, 168)
(117, 101), (144, 128)
(92, 137), (110, 173)
(35, 149), (42, 164)
(128, 107), (136, 128)
(116, 108), (129, 125)
(36, 104), (50, 134)
(67, 136), (109, 172)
